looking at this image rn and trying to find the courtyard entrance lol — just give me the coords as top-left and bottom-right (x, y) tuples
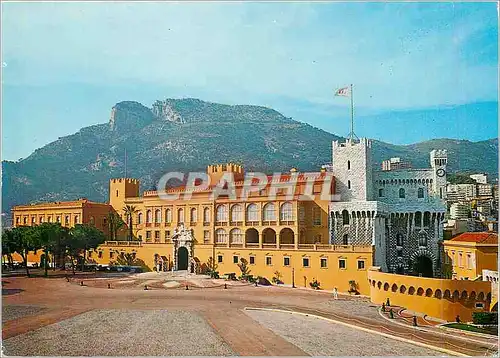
(177, 247), (188, 270)
(413, 255), (433, 278)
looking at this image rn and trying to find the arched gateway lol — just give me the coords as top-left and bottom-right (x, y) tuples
(172, 224), (195, 272)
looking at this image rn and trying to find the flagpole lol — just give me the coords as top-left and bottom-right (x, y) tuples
(350, 83), (354, 141)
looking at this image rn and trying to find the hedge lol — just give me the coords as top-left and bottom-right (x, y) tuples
(472, 312), (498, 325)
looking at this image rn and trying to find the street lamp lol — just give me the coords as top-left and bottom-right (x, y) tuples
(292, 267), (295, 288)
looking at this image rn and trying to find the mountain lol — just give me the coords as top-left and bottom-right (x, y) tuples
(2, 98), (498, 214)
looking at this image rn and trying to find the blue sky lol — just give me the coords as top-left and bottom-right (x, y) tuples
(2, 2), (498, 161)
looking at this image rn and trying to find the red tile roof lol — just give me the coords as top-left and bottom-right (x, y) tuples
(450, 232), (498, 244)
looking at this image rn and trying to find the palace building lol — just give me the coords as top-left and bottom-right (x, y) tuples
(329, 138), (448, 277)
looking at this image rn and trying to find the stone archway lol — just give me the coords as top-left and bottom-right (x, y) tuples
(178, 247), (189, 270)
(413, 255), (433, 278)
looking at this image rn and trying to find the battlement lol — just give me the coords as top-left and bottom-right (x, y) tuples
(333, 137), (372, 149)
(430, 150), (448, 167)
(110, 178), (140, 184)
(206, 163), (244, 174)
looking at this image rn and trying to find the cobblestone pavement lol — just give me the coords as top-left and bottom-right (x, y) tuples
(3, 310), (234, 356)
(2, 274), (497, 356)
(245, 310), (443, 356)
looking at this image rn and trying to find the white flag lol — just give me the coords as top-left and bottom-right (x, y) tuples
(335, 86), (350, 97)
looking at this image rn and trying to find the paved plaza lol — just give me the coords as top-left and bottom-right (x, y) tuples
(1, 272), (497, 356)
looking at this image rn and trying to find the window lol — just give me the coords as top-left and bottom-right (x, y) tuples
(165, 209), (172, 223)
(155, 209), (161, 223)
(313, 207), (321, 226)
(215, 229), (227, 244)
(399, 188), (405, 198)
(339, 259), (346, 269)
(378, 188), (384, 197)
(280, 202), (294, 221)
(203, 207), (210, 223)
(230, 228), (243, 244)
(263, 203), (276, 221)
(98, 251), (103, 259)
(109, 251), (114, 259)
(178, 208), (184, 223)
(154, 231), (160, 239)
(284, 257), (290, 266)
(396, 233), (403, 246)
(146, 210), (152, 223)
(451, 251), (455, 266)
(137, 212), (143, 224)
(320, 258), (328, 268)
(466, 254), (472, 269)
(266, 256), (272, 266)
(88, 216), (94, 225)
(65, 216), (70, 225)
(299, 206), (305, 223)
(146, 231), (151, 239)
(303, 257), (310, 267)
(249, 256), (255, 265)
(458, 252), (463, 267)
(231, 204), (243, 222)
(165, 231), (171, 239)
(56, 216), (61, 223)
(342, 210), (349, 225)
(246, 204), (258, 222)
(233, 256), (239, 264)
(216, 205), (228, 222)
(418, 188), (424, 198)
(190, 208), (197, 222)
(217, 255), (223, 263)
(357, 260), (365, 270)
(39, 216), (44, 223)
(342, 234), (349, 245)
(423, 212), (430, 227)
(347, 160), (351, 170)
(116, 190), (119, 197)
(203, 230), (210, 243)
(48, 216), (52, 223)
(348, 180), (351, 189)
(475, 302), (484, 309)
(418, 232), (427, 247)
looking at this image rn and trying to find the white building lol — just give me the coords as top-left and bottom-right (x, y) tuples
(470, 173), (488, 184)
(477, 183), (493, 197)
(447, 183), (476, 202)
(450, 203), (470, 220)
(329, 138), (447, 277)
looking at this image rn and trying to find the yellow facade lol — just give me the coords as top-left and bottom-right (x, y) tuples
(368, 268), (493, 322)
(90, 242), (372, 294)
(442, 232), (498, 280)
(12, 199), (113, 235)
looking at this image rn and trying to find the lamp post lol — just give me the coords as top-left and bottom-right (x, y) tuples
(292, 267), (295, 288)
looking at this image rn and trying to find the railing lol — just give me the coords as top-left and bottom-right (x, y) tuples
(262, 221), (277, 226)
(215, 222), (228, 226)
(189, 222), (198, 226)
(279, 220), (295, 226)
(279, 244), (295, 249)
(245, 221), (259, 226)
(154, 223), (161, 227)
(203, 222), (210, 226)
(262, 243), (276, 249)
(230, 243), (243, 248)
(145, 223), (152, 227)
(298, 244), (314, 250)
(245, 243), (259, 248)
(214, 242), (227, 247)
(230, 221), (243, 226)
(164, 222), (171, 227)
(104, 241), (142, 247)
(154, 239), (161, 243)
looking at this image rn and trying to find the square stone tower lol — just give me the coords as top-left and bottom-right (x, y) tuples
(430, 149), (448, 200)
(332, 138), (373, 202)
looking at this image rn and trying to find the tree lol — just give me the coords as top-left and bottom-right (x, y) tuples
(122, 205), (138, 241)
(70, 224), (106, 272)
(9, 226), (41, 277)
(107, 211), (125, 241)
(237, 258), (251, 278)
(38, 223), (67, 277)
(2, 229), (17, 269)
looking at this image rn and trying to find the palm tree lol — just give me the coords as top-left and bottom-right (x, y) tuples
(107, 211), (125, 241)
(122, 205), (138, 241)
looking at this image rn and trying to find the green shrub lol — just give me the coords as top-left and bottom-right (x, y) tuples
(472, 312), (498, 325)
